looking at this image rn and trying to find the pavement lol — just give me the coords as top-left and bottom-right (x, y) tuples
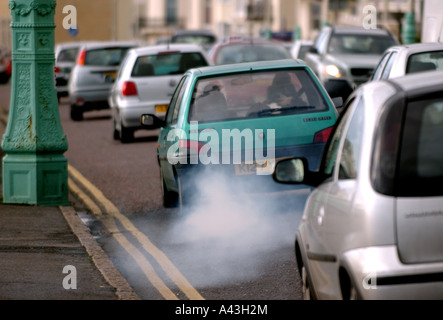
(0, 87), (139, 300)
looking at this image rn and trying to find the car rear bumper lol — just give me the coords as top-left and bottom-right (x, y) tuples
(342, 245), (443, 299)
(69, 89), (109, 110)
(168, 143), (325, 198)
(117, 102), (167, 128)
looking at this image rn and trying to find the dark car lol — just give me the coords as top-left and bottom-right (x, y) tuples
(170, 29), (217, 52)
(208, 36), (292, 65)
(0, 46), (11, 84)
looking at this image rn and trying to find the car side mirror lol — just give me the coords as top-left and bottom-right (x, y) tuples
(332, 97), (343, 108)
(273, 158), (306, 184)
(309, 47), (318, 54)
(140, 114), (165, 129)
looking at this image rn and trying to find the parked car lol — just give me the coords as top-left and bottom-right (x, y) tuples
(109, 44), (211, 142)
(55, 41), (90, 100)
(141, 59), (341, 208)
(68, 41), (139, 121)
(208, 36), (292, 65)
(290, 39), (314, 60)
(0, 46), (11, 84)
(273, 70), (443, 300)
(304, 25), (398, 102)
(170, 29), (217, 52)
(370, 42), (443, 82)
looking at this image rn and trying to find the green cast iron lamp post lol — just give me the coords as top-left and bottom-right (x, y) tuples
(1, 0), (69, 206)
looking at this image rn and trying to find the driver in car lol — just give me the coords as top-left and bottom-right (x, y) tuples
(266, 72), (304, 109)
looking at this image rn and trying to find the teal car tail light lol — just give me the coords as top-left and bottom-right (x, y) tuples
(314, 126), (334, 143)
(178, 139), (207, 156)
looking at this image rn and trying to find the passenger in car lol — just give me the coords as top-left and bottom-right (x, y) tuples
(192, 84), (228, 121)
(266, 72), (304, 108)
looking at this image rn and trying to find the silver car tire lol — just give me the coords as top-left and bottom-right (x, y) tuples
(120, 123), (134, 143)
(301, 265), (311, 300)
(348, 278), (360, 300)
(113, 120), (120, 140)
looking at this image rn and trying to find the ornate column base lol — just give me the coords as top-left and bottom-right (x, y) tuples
(2, 153), (68, 206)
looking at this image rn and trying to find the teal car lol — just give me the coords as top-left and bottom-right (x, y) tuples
(141, 59), (340, 208)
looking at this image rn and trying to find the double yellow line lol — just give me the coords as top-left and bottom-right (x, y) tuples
(68, 164), (204, 300)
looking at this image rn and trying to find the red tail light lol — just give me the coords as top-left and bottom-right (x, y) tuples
(122, 81), (138, 96)
(179, 139), (206, 154)
(77, 50), (86, 66)
(54, 66), (61, 74)
(314, 126), (334, 143)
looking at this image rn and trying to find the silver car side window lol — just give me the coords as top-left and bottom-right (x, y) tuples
(380, 52), (397, 80)
(337, 99), (365, 180)
(372, 52), (391, 81)
(323, 99), (356, 176)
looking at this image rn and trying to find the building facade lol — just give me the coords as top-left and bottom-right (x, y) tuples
(0, 0), (424, 49)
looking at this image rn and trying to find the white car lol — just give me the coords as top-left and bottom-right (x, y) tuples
(273, 69), (443, 300)
(290, 39), (314, 60)
(370, 42), (443, 81)
(109, 44), (211, 142)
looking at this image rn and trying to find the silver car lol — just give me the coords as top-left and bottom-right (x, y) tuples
(68, 41), (139, 121)
(304, 25), (399, 101)
(370, 42), (443, 81)
(55, 42), (90, 100)
(290, 39), (314, 60)
(273, 70), (443, 299)
(109, 44), (211, 142)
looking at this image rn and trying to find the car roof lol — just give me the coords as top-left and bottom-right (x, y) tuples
(56, 41), (93, 49)
(330, 25), (393, 36)
(130, 43), (207, 55)
(293, 39), (314, 45)
(389, 68), (443, 97)
(172, 29), (215, 36)
(386, 42), (443, 54)
(186, 59), (307, 77)
(356, 69), (443, 114)
(216, 36), (275, 45)
(79, 41), (140, 50)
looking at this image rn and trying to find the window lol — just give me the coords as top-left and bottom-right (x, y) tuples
(188, 69), (330, 123)
(204, 0), (212, 24)
(85, 47), (132, 66)
(338, 99), (364, 179)
(371, 99), (404, 195)
(323, 99), (355, 176)
(131, 52), (208, 77)
(57, 48), (80, 63)
(165, 76), (188, 126)
(327, 34), (397, 55)
(380, 51), (397, 79)
(372, 52), (391, 81)
(406, 50), (443, 74)
(166, 0), (178, 24)
(397, 96), (443, 197)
